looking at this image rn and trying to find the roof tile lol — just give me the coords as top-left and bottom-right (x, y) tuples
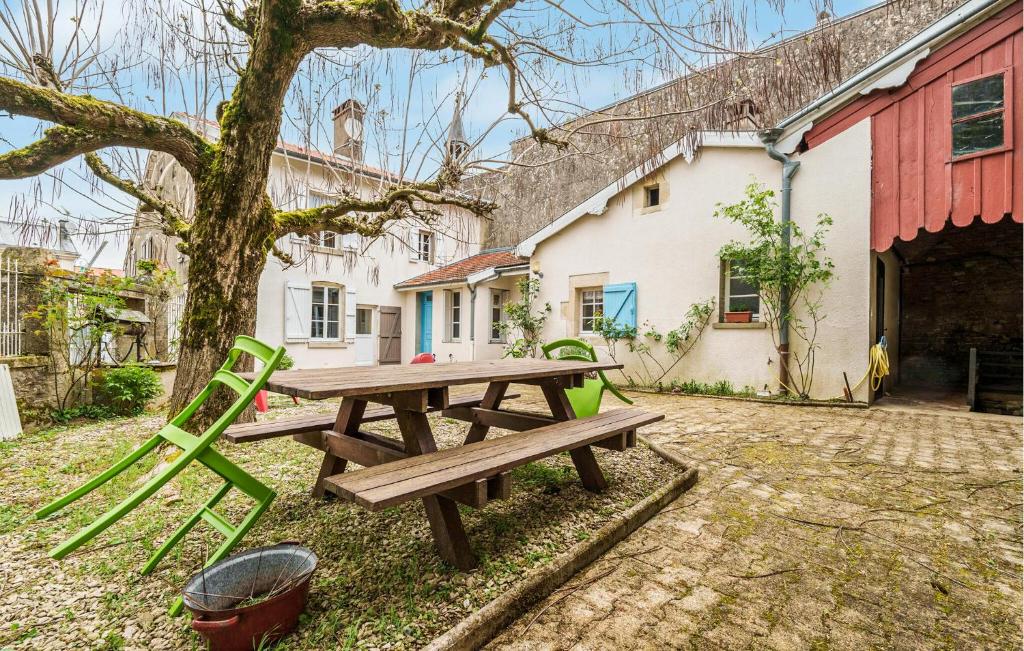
(395, 248), (528, 288)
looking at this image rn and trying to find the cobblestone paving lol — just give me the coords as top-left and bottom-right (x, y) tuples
(490, 393), (1023, 650)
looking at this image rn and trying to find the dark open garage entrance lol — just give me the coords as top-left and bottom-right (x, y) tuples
(879, 218), (1022, 414)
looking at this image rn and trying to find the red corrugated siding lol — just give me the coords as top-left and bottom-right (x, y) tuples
(805, 4), (1023, 251)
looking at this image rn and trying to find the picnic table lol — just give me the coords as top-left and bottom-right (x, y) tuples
(235, 359), (663, 570)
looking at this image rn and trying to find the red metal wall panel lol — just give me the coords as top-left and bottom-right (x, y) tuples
(805, 4), (1023, 251)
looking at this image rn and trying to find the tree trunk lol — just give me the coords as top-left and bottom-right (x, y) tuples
(167, 5), (308, 427)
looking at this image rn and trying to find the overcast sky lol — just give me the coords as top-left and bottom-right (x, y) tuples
(0, 0), (875, 270)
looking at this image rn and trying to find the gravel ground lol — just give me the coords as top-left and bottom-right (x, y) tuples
(0, 390), (682, 650)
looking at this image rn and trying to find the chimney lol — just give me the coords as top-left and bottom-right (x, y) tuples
(332, 99), (365, 162)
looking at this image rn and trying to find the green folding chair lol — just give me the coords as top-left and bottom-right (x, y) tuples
(541, 338), (633, 417)
(35, 335), (285, 615)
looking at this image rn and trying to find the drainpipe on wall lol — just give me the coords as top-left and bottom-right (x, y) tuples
(758, 128), (800, 393)
(467, 283), (477, 361)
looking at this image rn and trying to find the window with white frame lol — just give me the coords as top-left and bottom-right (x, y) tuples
(723, 260), (760, 320)
(316, 231), (338, 249)
(579, 288), (603, 334)
(415, 230), (433, 262)
(311, 284), (341, 339)
(355, 307), (372, 335)
(445, 289), (462, 341)
(490, 289), (510, 342)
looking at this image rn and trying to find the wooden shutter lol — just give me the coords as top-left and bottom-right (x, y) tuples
(603, 283), (637, 329)
(345, 288), (357, 343)
(284, 282), (311, 341)
(407, 227), (419, 261)
(379, 306), (402, 364)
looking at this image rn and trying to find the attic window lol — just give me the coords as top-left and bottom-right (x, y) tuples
(951, 72), (1007, 159)
(644, 184), (661, 208)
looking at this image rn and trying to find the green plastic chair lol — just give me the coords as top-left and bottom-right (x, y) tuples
(541, 338), (633, 417)
(35, 335), (285, 615)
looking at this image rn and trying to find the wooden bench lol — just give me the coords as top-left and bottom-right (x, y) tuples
(224, 391), (518, 444)
(968, 348), (1023, 414)
(324, 408), (663, 511)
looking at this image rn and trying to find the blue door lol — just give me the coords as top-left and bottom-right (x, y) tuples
(417, 291), (433, 353)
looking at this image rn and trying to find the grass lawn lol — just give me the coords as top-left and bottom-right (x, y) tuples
(0, 391), (682, 649)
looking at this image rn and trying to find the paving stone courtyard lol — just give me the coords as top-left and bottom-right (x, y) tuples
(491, 392), (1023, 650)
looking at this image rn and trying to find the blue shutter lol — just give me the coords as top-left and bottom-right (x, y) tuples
(603, 283), (637, 329)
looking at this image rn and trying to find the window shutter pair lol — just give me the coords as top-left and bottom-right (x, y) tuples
(602, 282), (637, 329)
(284, 283), (357, 342)
(284, 282), (311, 341)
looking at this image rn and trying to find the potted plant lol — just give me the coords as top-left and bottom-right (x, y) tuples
(723, 311), (753, 324)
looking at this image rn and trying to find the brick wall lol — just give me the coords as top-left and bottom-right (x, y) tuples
(898, 218), (1023, 388)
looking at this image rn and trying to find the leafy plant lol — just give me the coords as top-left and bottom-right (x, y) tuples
(715, 181), (834, 398)
(594, 298), (715, 389)
(496, 277), (552, 358)
(26, 267), (135, 412)
(97, 365), (164, 416)
(50, 404), (115, 424)
(278, 351), (295, 370)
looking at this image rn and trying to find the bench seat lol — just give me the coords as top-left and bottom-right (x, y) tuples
(224, 391), (517, 444)
(324, 408), (663, 511)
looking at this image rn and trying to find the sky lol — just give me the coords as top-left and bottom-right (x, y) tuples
(0, 0), (878, 269)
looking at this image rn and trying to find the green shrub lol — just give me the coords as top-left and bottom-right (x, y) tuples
(278, 352), (295, 370)
(50, 404), (114, 424)
(98, 365), (164, 416)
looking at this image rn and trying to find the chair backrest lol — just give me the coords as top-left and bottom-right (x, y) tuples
(170, 335), (286, 439)
(542, 338), (598, 363)
(541, 338), (633, 408)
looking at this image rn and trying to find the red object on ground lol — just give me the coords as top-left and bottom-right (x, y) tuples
(410, 353), (436, 364)
(254, 389), (269, 412)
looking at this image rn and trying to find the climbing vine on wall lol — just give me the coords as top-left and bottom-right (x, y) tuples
(595, 298), (715, 389)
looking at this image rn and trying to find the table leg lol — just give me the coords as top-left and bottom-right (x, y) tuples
(462, 381), (509, 444)
(312, 397), (367, 499)
(541, 379), (608, 493)
(395, 409), (477, 570)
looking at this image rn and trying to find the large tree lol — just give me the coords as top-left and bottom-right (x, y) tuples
(0, 0), (802, 421)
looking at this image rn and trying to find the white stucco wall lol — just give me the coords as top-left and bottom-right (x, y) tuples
(531, 123), (874, 400)
(253, 155), (484, 368)
(398, 274), (523, 363)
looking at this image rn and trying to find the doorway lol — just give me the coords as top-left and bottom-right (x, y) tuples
(354, 305), (376, 366)
(416, 291), (433, 354)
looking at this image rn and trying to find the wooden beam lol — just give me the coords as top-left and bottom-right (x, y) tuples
(443, 406), (558, 432)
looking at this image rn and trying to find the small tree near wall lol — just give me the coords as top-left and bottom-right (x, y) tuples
(496, 277), (552, 358)
(715, 181), (834, 398)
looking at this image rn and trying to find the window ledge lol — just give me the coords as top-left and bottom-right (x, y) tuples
(310, 245), (355, 256)
(308, 340), (348, 348)
(712, 322), (767, 330)
(637, 204), (665, 216)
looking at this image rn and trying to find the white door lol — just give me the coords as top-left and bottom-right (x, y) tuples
(354, 305), (376, 366)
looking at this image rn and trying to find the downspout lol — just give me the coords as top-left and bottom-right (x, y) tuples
(758, 128), (800, 393)
(467, 282), (477, 361)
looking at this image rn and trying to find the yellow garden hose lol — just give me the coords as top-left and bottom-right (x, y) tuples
(849, 339), (891, 393)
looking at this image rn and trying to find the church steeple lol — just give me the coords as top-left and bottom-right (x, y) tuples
(446, 91), (469, 160)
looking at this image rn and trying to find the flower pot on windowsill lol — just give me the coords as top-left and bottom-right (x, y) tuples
(724, 311), (753, 324)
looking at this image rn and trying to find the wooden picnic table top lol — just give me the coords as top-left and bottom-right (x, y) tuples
(242, 358), (622, 400)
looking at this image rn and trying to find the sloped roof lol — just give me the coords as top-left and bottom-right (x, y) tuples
(174, 114), (401, 183)
(395, 248), (528, 289)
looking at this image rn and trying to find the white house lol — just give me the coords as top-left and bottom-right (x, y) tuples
(126, 101), (487, 368)
(516, 0), (1022, 408)
(393, 247), (528, 363)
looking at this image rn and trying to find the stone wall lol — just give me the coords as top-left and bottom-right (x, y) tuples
(472, 0), (968, 247)
(3, 355), (56, 425)
(898, 218), (1023, 388)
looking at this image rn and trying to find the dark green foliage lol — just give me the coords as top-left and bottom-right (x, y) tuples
(97, 365), (164, 416)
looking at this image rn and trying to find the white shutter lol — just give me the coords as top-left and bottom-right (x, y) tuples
(345, 288), (357, 343)
(407, 227), (418, 261)
(342, 232), (359, 250)
(284, 281), (311, 341)
(435, 233), (447, 265)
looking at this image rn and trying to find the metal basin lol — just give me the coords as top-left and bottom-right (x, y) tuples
(182, 543), (317, 651)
